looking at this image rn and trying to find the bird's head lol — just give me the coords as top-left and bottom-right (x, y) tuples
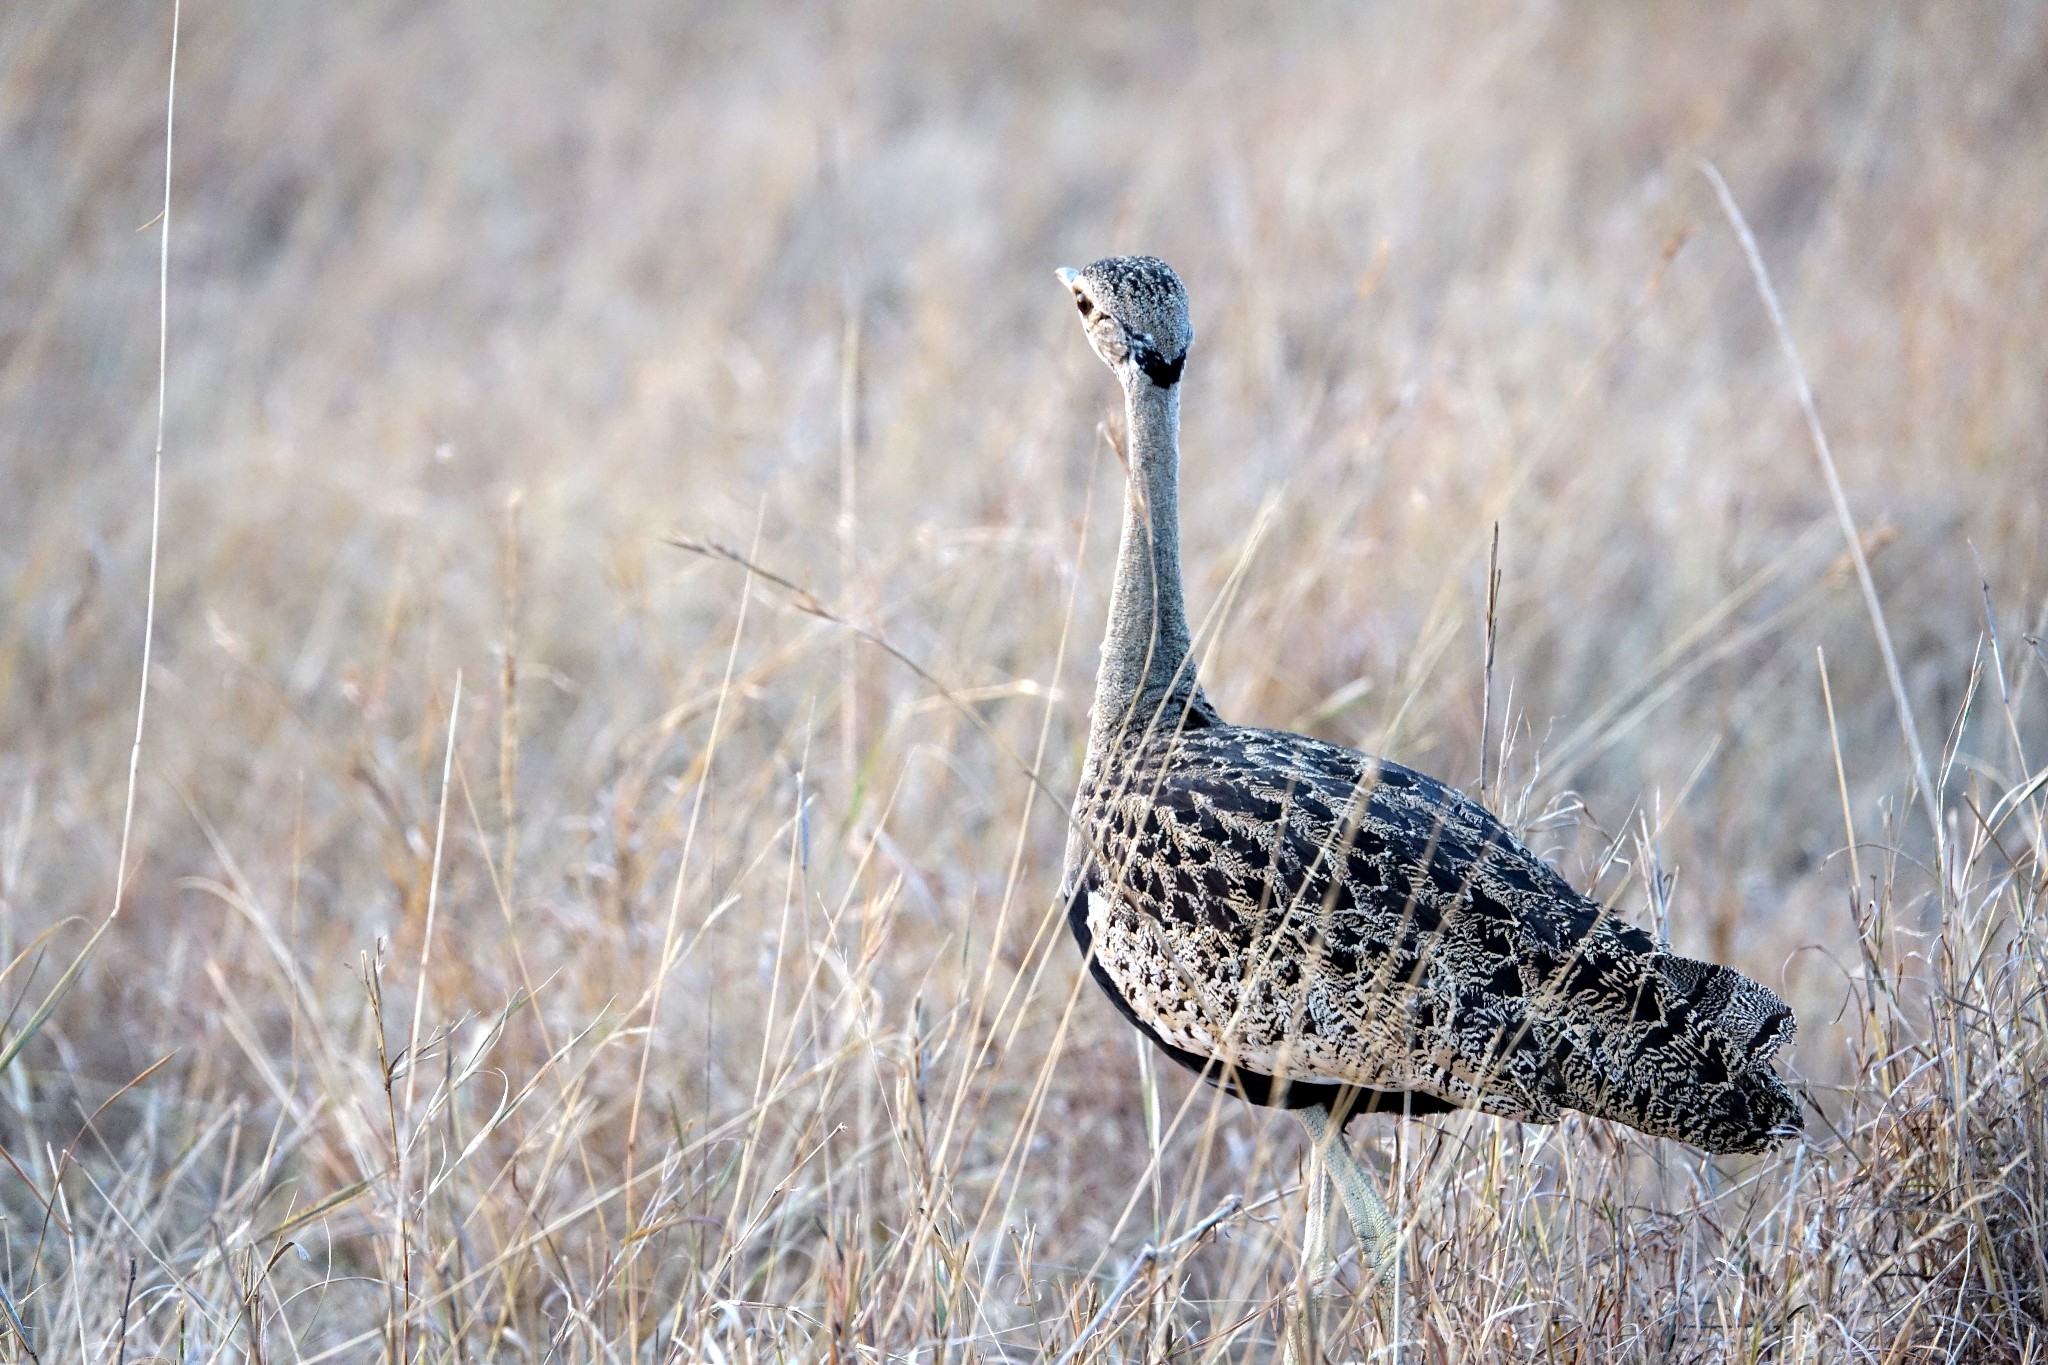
(1056, 255), (1193, 391)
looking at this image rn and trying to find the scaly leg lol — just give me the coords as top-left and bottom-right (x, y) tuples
(1285, 1139), (1335, 1363)
(1296, 1102), (1398, 1335)
(1303, 1143), (1334, 1290)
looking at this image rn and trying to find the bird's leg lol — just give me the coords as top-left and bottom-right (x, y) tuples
(1303, 1142), (1335, 1290)
(1284, 1137), (1335, 1363)
(1296, 1102), (1399, 1335)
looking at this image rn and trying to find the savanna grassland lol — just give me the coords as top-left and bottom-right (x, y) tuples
(3, 1), (2047, 1359)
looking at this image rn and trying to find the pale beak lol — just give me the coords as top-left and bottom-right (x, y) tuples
(1054, 267), (1082, 289)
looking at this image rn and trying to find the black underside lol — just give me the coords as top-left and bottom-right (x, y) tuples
(1065, 882), (1458, 1119)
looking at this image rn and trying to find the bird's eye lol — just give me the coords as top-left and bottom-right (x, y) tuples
(1075, 295), (1095, 319)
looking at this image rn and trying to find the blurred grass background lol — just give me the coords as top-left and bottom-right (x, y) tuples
(3, 1), (2046, 1359)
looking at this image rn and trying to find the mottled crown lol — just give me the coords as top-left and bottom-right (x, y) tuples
(1057, 255), (1193, 387)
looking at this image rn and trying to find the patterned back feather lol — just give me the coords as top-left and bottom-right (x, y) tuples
(1067, 720), (1801, 1154)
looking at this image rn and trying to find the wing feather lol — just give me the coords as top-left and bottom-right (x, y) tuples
(1071, 724), (1799, 1152)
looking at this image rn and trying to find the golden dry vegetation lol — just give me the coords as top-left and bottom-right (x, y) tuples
(3, 1), (2047, 1359)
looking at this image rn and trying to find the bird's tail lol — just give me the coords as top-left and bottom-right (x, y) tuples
(1538, 942), (1801, 1155)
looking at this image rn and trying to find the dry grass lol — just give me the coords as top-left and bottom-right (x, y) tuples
(4, 1), (2047, 1359)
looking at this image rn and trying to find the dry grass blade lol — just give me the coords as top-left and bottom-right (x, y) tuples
(667, 533), (1071, 816)
(1702, 158), (1944, 862)
(0, 0), (180, 1085)
(1051, 1193), (1243, 1365)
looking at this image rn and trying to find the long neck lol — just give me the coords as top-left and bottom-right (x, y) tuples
(1087, 380), (1204, 757)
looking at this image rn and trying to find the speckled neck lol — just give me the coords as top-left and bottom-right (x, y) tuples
(1087, 379), (1207, 759)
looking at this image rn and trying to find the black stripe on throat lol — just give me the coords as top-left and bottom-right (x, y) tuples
(1135, 346), (1185, 388)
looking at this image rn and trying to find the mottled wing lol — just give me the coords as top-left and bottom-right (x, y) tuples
(1074, 724), (1800, 1152)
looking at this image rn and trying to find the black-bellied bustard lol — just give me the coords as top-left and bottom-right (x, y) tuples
(1054, 255), (1801, 1336)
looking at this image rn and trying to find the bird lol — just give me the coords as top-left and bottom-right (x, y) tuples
(1052, 254), (1801, 1328)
